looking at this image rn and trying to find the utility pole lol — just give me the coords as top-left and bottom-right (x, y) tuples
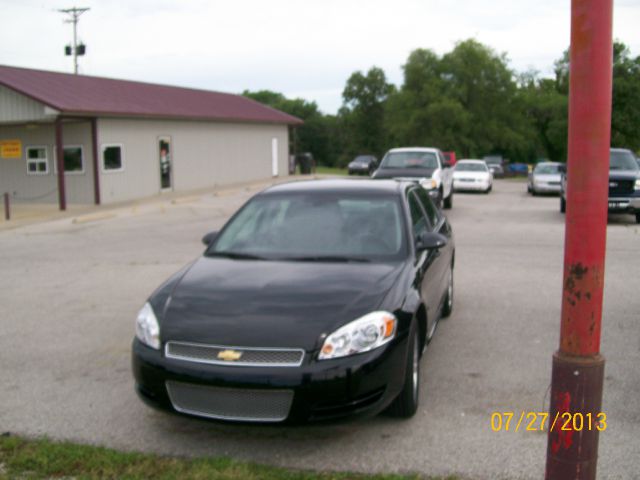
(545, 0), (613, 479)
(59, 6), (89, 74)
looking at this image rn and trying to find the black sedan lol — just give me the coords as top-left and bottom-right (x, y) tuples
(347, 155), (378, 175)
(132, 179), (455, 423)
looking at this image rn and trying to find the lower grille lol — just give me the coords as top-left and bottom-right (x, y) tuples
(166, 381), (293, 422)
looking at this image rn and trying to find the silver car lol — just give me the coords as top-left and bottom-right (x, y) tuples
(528, 162), (563, 195)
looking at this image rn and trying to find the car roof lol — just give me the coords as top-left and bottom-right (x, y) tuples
(386, 147), (440, 154)
(457, 159), (486, 164)
(610, 148), (633, 153)
(535, 161), (561, 166)
(261, 178), (409, 196)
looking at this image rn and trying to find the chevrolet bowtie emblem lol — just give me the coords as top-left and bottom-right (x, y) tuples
(217, 349), (243, 361)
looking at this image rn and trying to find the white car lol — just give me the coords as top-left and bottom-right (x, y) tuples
(372, 147), (454, 209)
(528, 162), (562, 195)
(453, 159), (493, 193)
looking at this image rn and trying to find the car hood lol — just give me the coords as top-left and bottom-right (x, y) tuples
(533, 173), (561, 182)
(453, 171), (490, 180)
(608, 170), (639, 180)
(159, 257), (405, 351)
(373, 167), (435, 179)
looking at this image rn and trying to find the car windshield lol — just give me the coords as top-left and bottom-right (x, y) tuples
(610, 151), (639, 171)
(381, 152), (438, 169)
(353, 156), (371, 164)
(534, 164), (560, 174)
(455, 162), (487, 172)
(209, 193), (406, 261)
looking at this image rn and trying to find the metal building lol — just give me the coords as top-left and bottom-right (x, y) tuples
(0, 65), (302, 209)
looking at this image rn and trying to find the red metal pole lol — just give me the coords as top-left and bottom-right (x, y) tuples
(545, 0), (613, 479)
(55, 116), (67, 211)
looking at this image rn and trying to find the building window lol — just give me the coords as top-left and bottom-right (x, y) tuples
(54, 146), (84, 174)
(26, 146), (49, 175)
(102, 145), (123, 172)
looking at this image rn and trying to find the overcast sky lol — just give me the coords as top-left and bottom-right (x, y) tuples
(1, 0), (639, 113)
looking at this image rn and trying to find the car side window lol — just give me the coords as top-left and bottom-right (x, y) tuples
(408, 190), (431, 238)
(414, 188), (441, 228)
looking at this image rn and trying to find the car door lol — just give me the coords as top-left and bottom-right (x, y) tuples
(407, 188), (439, 335)
(414, 187), (453, 312)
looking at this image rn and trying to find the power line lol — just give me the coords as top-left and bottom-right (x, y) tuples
(58, 6), (89, 74)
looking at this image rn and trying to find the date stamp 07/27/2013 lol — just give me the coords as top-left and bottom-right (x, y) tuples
(490, 411), (607, 433)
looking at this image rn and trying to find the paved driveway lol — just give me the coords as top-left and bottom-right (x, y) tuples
(1, 179), (638, 480)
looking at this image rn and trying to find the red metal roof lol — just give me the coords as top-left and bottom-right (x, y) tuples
(0, 65), (302, 125)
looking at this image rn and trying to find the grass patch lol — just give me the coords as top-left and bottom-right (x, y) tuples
(314, 166), (349, 176)
(0, 434), (458, 480)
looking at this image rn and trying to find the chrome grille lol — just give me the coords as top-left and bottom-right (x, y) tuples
(166, 381), (293, 422)
(609, 180), (634, 196)
(165, 341), (304, 367)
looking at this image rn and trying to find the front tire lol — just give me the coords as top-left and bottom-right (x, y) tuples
(636, 213), (640, 224)
(560, 196), (566, 213)
(443, 190), (453, 209)
(441, 264), (454, 318)
(386, 324), (419, 418)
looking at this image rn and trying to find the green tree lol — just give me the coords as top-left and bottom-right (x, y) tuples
(611, 42), (640, 150)
(552, 41), (640, 152)
(340, 67), (394, 160)
(242, 90), (343, 166)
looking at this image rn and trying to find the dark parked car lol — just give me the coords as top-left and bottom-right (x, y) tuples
(560, 148), (640, 223)
(483, 155), (504, 177)
(347, 155), (378, 175)
(132, 179), (455, 423)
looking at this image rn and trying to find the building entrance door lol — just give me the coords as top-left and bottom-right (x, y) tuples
(159, 136), (172, 190)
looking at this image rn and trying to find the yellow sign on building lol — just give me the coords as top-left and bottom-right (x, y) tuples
(0, 140), (22, 159)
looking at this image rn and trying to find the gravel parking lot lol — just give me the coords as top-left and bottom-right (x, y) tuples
(1, 179), (638, 480)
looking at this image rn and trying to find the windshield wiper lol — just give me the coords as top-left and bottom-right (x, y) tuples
(283, 255), (370, 263)
(206, 251), (266, 260)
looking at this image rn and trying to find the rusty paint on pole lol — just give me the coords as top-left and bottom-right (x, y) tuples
(55, 116), (67, 211)
(545, 0), (613, 478)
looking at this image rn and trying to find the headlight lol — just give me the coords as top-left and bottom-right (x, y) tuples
(318, 311), (397, 360)
(635, 179), (640, 190)
(420, 178), (438, 190)
(136, 302), (160, 349)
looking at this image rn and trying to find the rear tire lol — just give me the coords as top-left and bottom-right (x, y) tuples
(386, 324), (419, 418)
(560, 196), (566, 213)
(443, 191), (453, 209)
(636, 213), (640, 224)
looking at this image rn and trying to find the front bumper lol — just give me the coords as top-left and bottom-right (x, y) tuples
(132, 334), (408, 424)
(453, 179), (490, 191)
(608, 195), (640, 213)
(532, 182), (561, 193)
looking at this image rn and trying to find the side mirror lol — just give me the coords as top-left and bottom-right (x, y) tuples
(202, 231), (219, 246)
(416, 232), (448, 251)
(558, 164), (567, 173)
